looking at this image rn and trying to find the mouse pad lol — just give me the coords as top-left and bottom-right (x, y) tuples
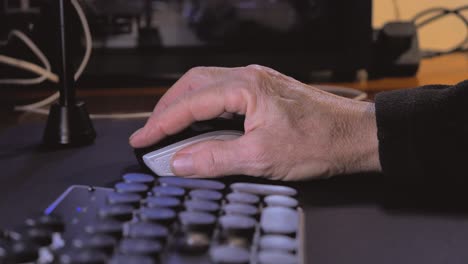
(1, 120), (468, 264)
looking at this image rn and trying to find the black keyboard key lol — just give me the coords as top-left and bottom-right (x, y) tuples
(10, 241), (39, 263)
(99, 205), (134, 221)
(122, 173), (155, 185)
(179, 211), (216, 233)
(107, 192), (142, 207)
(119, 239), (162, 257)
(260, 207), (298, 235)
(124, 222), (168, 241)
(230, 183), (297, 196)
(184, 200), (220, 213)
(24, 214), (65, 232)
(174, 233), (211, 254)
(86, 220), (123, 238)
(257, 250), (297, 264)
(189, 189), (223, 201)
(226, 192), (260, 205)
(139, 207), (176, 225)
(25, 228), (53, 246)
(152, 186), (185, 197)
(109, 254), (155, 264)
(159, 177), (225, 191)
(210, 245), (250, 264)
(115, 182), (149, 195)
(0, 241), (8, 263)
(264, 195), (298, 208)
(73, 234), (117, 255)
(259, 235), (297, 252)
(223, 203), (258, 217)
(219, 215), (257, 238)
(59, 249), (108, 264)
(145, 196), (181, 209)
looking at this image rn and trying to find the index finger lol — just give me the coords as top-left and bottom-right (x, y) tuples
(129, 82), (251, 148)
(152, 67), (231, 117)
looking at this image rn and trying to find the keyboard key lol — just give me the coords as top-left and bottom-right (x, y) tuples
(10, 228), (53, 246)
(210, 245), (250, 264)
(109, 254), (155, 264)
(24, 214), (65, 232)
(259, 235), (297, 252)
(59, 249), (107, 264)
(73, 234), (117, 254)
(107, 192), (142, 207)
(139, 207), (176, 225)
(226, 192), (260, 204)
(257, 250), (297, 264)
(152, 186), (185, 197)
(219, 215), (257, 238)
(230, 183), (297, 196)
(99, 205), (134, 221)
(185, 200), (220, 213)
(122, 173), (155, 185)
(224, 203), (258, 217)
(115, 182), (149, 195)
(189, 189), (223, 201)
(145, 196), (181, 209)
(174, 233), (211, 254)
(124, 222), (168, 241)
(159, 177), (225, 190)
(264, 195), (298, 208)
(85, 220), (123, 238)
(260, 207), (298, 235)
(179, 211), (216, 233)
(119, 239), (162, 258)
(9, 241), (39, 263)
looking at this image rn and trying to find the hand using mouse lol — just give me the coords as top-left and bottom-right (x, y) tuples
(129, 65), (381, 181)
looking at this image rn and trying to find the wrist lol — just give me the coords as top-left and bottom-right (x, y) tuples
(342, 101), (382, 174)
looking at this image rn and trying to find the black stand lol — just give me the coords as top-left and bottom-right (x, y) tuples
(43, 0), (95, 147)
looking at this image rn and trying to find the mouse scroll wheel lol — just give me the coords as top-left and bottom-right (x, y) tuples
(190, 123), (214, 132)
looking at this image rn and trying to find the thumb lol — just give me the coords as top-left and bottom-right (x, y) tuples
(171, 139), (244, 177)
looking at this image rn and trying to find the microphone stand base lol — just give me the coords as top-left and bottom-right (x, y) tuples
(43, 102), (96, 148)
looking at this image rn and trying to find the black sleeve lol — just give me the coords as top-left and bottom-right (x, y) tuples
(375, 80), (468, 191)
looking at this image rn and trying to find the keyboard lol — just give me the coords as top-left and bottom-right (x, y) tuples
(0, 173), (304, 264)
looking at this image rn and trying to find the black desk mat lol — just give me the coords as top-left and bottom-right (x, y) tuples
(1, 119), (468, 264)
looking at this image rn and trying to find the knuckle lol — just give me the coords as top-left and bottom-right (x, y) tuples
(185, 66), (205, 78)
(243, 65), (265, 82)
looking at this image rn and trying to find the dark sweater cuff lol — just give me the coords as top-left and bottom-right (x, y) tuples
(375, 81), (468, 188)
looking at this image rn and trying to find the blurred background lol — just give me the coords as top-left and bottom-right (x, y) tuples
(0, 0), (467, 128)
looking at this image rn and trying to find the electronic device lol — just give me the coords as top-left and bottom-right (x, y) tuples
(134, 118), (245, 176)
(0, 173), (305, 264)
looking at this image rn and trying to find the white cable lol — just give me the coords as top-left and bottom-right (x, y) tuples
(14, 0), (92, 112)
(0, 54), (58, 82)
(0, 30), (54, 85)
(71, 0), (92, 81)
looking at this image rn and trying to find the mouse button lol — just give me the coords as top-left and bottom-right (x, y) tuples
(144, 153), (174, 176)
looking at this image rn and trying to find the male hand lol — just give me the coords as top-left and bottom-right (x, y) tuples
(129, 65), (381, 181)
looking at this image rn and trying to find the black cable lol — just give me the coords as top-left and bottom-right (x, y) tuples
(411, 5), (468, 58)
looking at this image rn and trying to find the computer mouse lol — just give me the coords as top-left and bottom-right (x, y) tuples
(134, 117), (245, 176)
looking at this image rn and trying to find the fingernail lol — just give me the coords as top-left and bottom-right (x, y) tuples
(129, 128), (143, 141)
(172, 153), (195, 176)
